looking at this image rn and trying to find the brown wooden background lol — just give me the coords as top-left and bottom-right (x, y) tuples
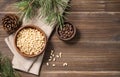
(0, 0), (120, 77)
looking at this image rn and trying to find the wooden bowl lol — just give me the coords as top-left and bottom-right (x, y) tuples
(14, 25), (47, 58)
(56, 22), (76, 41)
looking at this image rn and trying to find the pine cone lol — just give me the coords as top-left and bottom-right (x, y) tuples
(2, 14), (21, 34)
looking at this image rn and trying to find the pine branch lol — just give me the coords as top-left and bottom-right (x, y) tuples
(39, 0), (69, 29)
(16, 0), (40, 19)
(0, 53), (21, 77)
(16, 0), (70, 29)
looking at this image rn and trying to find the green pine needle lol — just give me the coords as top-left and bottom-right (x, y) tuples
(16, 0), (40, 19)
(0, 53), (20, 77)
(16, 0), (69, 29)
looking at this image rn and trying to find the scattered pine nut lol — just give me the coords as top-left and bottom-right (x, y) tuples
(52, 54), (55, 57)
(46, 62), (49, 66)
(52, 64), (56, 67)
(53, 58), (56, 61)
(56, 55), (59, 58)
(50, 56), (52, 59)
(48, 59), (52, 61)
(59, 52), (62, 58)
(50, 50), (55, 55)
(51, 50), (54, 53)
(50, 53), (53, 55)
(63, 62), (68, 66)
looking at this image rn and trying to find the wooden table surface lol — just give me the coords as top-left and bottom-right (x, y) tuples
(0, 0), (120, 77)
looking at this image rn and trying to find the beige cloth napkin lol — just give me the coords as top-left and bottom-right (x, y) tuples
(5, 0), (69, 75)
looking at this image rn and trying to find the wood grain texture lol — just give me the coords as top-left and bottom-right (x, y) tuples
(0, 0), (120, 77)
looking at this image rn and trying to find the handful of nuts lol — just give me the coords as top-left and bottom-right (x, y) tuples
(14, 25), (47, 57)
(56, 22), (76, 41)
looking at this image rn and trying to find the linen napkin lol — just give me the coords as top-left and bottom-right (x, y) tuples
(5, 0), (69, 75)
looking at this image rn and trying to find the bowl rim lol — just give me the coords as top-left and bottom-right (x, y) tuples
(14, 25), (47, 58)
(56, 22), (76, 41)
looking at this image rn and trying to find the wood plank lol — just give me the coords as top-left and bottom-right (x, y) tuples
(70, 0), (120, 12)
(40, 71), (120, 77)
(70, 0), (105, 12)
(17, 71), (120, 77)
(0, 0), (18, 12)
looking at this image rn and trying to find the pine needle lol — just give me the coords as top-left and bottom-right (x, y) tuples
(16, 0), (70, 29)
(0, 53), (20, 77)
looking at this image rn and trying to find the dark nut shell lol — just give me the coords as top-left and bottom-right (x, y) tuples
(56, 22), (76, 41)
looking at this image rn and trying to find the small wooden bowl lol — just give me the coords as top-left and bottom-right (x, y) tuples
(56, 22), (76, 41)
(14, 25), (47, 58)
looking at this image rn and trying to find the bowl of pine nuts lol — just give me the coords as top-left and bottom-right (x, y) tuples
(14, 25), (47, 57)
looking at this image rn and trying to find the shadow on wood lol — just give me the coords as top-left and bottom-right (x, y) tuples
(64, 28), (81, 45)
(43, 41), (54, 63)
